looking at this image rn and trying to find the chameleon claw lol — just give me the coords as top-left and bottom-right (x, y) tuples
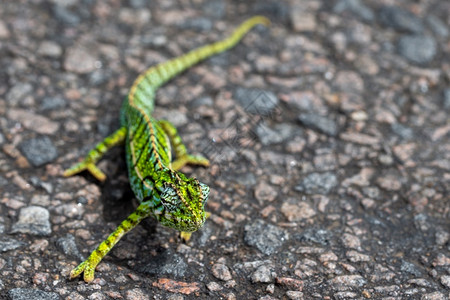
(86, 164), (107, 182)
(70, 259), (97, 283)
(180, 231), (192, 241)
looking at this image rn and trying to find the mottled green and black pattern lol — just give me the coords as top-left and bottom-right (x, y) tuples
(64, 16), (270, 282)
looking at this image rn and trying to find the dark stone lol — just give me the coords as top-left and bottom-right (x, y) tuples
(400, 260), (422, 277)
(202, 0), (226, 19)
(231, 173), (257, 186)
(29, 176), (53, 193)
(129, 0), (147, 9)
(0, 175), (7, 187)
(191, 96), (214, 107)
(56, 234), (85, 261)
(256, 123), (297, 145)
(298, 113), (338, 136)
(179, 18), (213, 32)
(40, 96), (66, 111)
(8, 288), (59, 300)
(443, 89), (450, 109)
(397, 35), (437, 64)
(0, 238), (26, 253)
(138, 248), (188, 278)
(89, 70), (110, 86)
(391, 123), (413, 140)
(19, 136), (58, 167)
(253, 1), (290, 23)
(295, 172), (338, 195)
(52, 5), (80, 25)
(244, 220), (288, 255)
(11, 206), (52, 236)
(426, 15), (449, 38)
(379, 6), (424, 34)
(234, 87), (279, 116)
(295, 228), (332, 246)
(333, 0), (375, 22)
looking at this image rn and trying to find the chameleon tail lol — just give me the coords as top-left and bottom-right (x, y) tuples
(128, 16), (270, 109)
(167, 15), (271, 80)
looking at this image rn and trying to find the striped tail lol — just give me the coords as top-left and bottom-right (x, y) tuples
(127, 16), (270, 111)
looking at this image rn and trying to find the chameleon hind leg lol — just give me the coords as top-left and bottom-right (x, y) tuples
(70, 201), (153, 282)
(158, 120), (210, 171)
(158, 120), (210, 242)
(64, 127), (127, 181)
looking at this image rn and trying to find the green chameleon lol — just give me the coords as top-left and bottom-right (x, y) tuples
(64, 16), (270, 282)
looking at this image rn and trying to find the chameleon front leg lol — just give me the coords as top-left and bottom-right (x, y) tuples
(158, 120), (210, 171)
(70, 201), (153, 282)
(64, 127), (127, 181)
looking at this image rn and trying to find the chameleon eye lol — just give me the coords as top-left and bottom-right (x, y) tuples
(161, 185), (179, 211)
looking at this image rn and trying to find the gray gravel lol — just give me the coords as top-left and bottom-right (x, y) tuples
(138, 250), (188, 278)
(295, 172), (338, 194)
(8, 288), (59, 300)
(56, 234), (85, 262)
(398, 34), (437, 64)
(333, 0), (375, 22)
(0, 237), (26, 253)
(18, 136), (58, 167)
(234, 87), (279, 116)
(244, 220), (289, 255)
(11, 206), (52, 236)
(298, 113), (338, 136)
(444, 88), (450, 109)
(1, 0), (449, 298)
(379, 5), (424, 33)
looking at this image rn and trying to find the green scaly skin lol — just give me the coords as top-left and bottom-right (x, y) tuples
(63, 16), (270, 282)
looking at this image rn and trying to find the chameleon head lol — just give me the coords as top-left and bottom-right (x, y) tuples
(158, 177), (210, 232)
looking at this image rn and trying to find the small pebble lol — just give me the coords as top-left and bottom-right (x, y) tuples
(64, 45), (98, 74)
(286, 291), (304, 300)
(426, 15), (449, 38)
(280, 201), (316, 222)
(37, 41), (63, 58)
(11, 206), (52, 236)
(244, 220), (288, 255)
(295, 172), (338, 195)
(52, 4), (80, 25)
(333, 0), (375, 22)
(379, 5), (424, 33)
(211, 263), (232, 281)
(0, 238), (26, 253)
(206, 281), (223, 292)
(250, 265), (275, 283)
(327, 274), (366, 288)
(298, 113), (338, 136)
(398, 35), (437, 64)
(19, 136), (58, 167)
(138, 250), (187, 278)
(234, 87), (279, 116)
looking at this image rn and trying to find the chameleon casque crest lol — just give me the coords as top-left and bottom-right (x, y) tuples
(64, 16), (270, 282)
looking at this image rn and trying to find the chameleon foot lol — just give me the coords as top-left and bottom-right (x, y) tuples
(63, 161), (107, 182)
(172, 154), (210, 171)
(180, 231), (192, 241)
(70, 259), (98, 283)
